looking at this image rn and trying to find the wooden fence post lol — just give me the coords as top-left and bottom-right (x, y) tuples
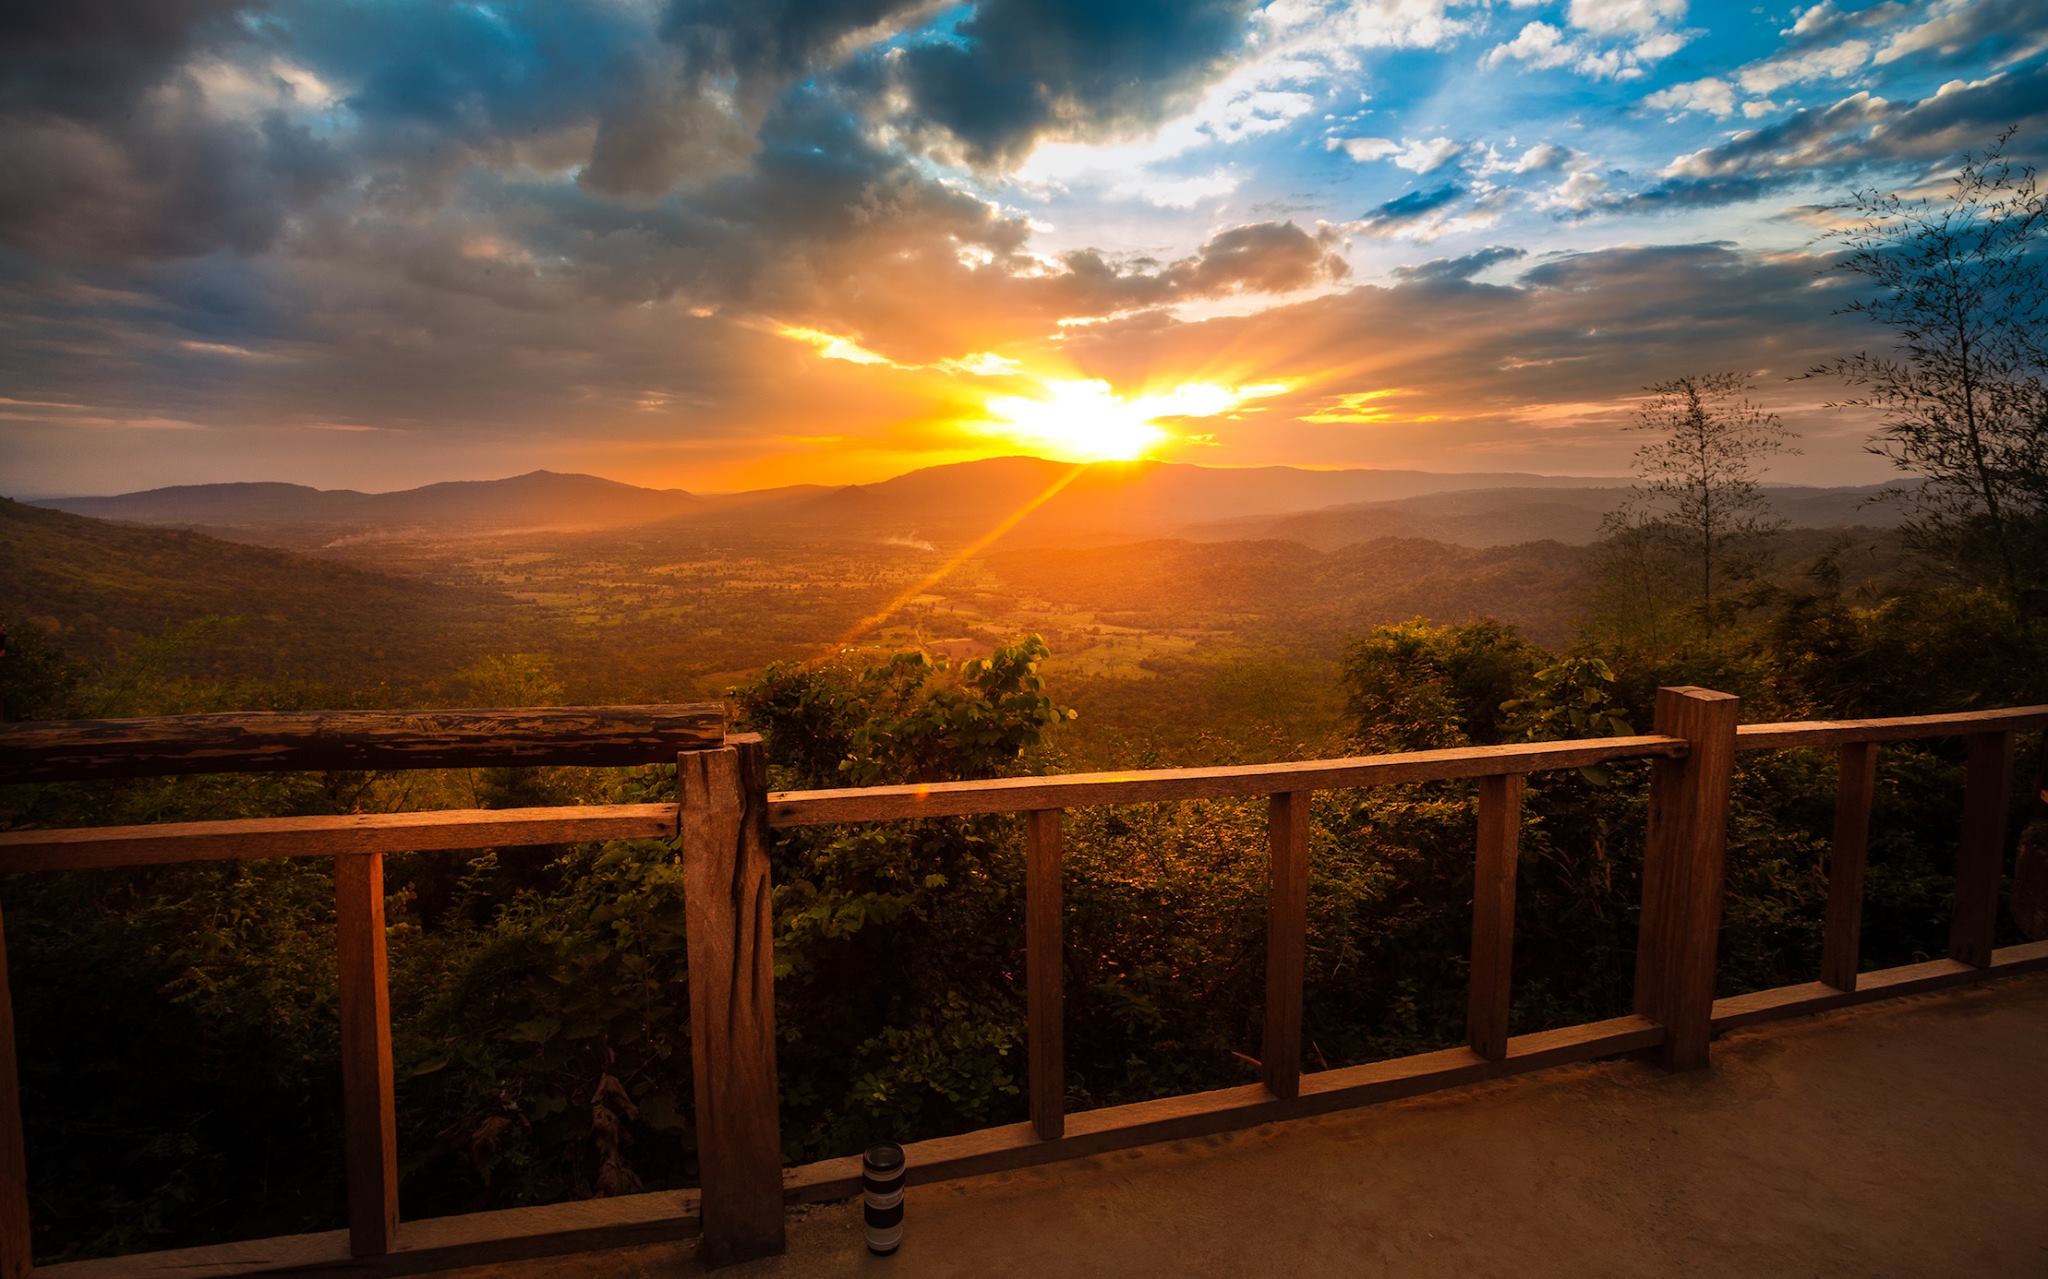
(0, 903), (32, 1279)
(1633, 686), (1739, 1070)
(681, 742), (785, 1269)
(1821, 741), (1878, 992)
(335, 852), (398, 1257)
(1025, 810), (1064, 1140)
(1467, 774), (1524, 1062)
(1260, 791), (1310, 1100)
(1950, 731), (2013, 968)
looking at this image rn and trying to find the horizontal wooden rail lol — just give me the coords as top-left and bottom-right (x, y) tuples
(1711, 941), (2048, 1032)
(783, 1015), (1666, 1203)
(37, 1190), (703, 1278)
(0, 805), (677, 873)
(1734, 705), (2048, 751)
(0, 705), (725, 784)
(767, 735), (1687, 826)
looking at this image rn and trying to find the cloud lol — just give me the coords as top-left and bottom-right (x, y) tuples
(1350, 182), (1509, 241)
(1502, 142), (1574, 174)
(1329, 136), (1402, 163)
(1614, 62), (2048, 212)
(1735, 39), (1871, 96)
(1391, 245), (1527, 283)
(1564, 0), (1685, 40)
(1052, 220), (1351, 314)
(1162, 221), (1351, 293)
(1644, 77), (1737, 119)
(1047, 241), (1874, 474)
(884, 0), (1259, 167)
(1874, 0), (2048, 70)
(1326, 134), (1465, 172)
(1481, 0), (1688, 83)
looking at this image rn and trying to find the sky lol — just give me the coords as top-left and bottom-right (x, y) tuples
(2, 0), (2044, 496)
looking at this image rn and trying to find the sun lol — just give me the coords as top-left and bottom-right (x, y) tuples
(974, 377), (1293, 463)
(979, 379), (1170, 462)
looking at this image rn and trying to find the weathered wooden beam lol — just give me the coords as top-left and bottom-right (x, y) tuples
(1633, 686), (1739, 1070)
(1260, 792), (1310, 1100)
(1024, 809), (1064, 1140)
(0, 805), (676, 873)
(679, 743), (784, 1268)
(0, 705), (724, 783)
(1467, 774), (1523, 1061)
(1821, 741), (1878, 992)
(768, 736), (1687, 826)
(336, 855), (399, 1257)
(0, 903), (30, 1279)
(1734, 705), (2048, 751)
(1950, 731), (2013, 968)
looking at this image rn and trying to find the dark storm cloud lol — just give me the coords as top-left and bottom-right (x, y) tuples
(0, 0), (253, 118)
(0, 92), (342, 261)
(886, 0), (1257, 166)
(0, 0), (346, 261)
(1393, 245), (1527, 283)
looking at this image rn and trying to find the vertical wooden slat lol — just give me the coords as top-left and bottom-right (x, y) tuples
(335, 852), (398, 1257)
(0, 902), (31, 1279)
(1822, 741), (1879, 992)
(1949, 731), (2013, 968)
(1633, 686), (1740, 1070)
(1024, 809), (1064, 1141)
(680, 743), (785, 1269)
(1260, 791), (1310, 1100)
(1466, 774), (1524, 1061)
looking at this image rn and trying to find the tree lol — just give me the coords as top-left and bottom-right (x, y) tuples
(1339, 619), (1544, 753)
(1809, 127), (2048, 605)
(1601, 373), (1796, 634)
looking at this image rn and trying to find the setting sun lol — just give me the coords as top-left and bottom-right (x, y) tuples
(975, 378), (1293, 462)
(979, 379), (1169, 461)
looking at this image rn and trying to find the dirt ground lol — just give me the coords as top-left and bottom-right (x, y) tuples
(459, 974), (2048, 1278)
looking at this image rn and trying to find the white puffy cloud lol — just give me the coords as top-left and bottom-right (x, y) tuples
(1481, 17), (1683, 82)
(1644, 77), (1736, 119)
(1326, 134), (1465, 172)
(1564, 0), (1686, 39)
(1737, 39), (1871, 94)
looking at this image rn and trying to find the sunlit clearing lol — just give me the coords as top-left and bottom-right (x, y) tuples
(977, 378), (1293, 462)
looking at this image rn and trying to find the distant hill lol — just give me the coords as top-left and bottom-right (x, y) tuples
(776, 456), (1625, 544)
(31, 457), (1622, 549)
(0, 499), (539, 687)
(1186, 483), (1902, 550)
(36, 470), (701, 548)
(28, 457), (1902, 556)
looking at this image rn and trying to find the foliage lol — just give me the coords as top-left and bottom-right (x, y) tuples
(1808, 127), (2048, 604)
(1600, 373), (1797, 634)
(1339, 619), (1544, 752)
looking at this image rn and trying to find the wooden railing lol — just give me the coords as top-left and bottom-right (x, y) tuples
(1, 692), (2045, 1276)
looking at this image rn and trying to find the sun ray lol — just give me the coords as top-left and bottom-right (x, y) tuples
(823, 462), (1091, 657)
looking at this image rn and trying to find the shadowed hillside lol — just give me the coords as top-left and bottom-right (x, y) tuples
(36, 471), (702, 548)
(0, 499), (540, 688)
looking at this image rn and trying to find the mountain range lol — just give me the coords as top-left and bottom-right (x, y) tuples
(24, 456), (1899, 552)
